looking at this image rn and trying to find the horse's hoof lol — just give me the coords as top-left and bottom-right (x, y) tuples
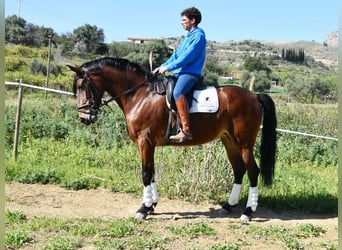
(240, 207), (253, 223)
(147, 203), (158, 215)
(135, 212), (147, 220)
(135, 204), (155, 220)
(219, 208), (230, 216)
(240, 214), (251, 223)
(219, 202), (234, 216)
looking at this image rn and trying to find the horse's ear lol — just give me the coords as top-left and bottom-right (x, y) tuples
(67, 64), (84, 76)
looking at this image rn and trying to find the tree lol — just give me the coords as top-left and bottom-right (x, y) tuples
(107, 42), (136, 58)
(322, 75), (338, 99)
(25, 24), (56, 48)
(24, 23), (40, 47)
(124, 40), (171, 70)
(244, 56), (271, 75)
(285, 74), (333, 103)
(281, 48), (305, 63)
(58, 33), (74, 57)
(242, 56), (272, 92)
(203, 71), (219, 86)
(242, 70), (271, 92)
(285, 74), (309, 102)
(205, 57), (223, 75)
(72, 24), (107, 54)
(6, 15), (57, 48)
(308, 76), (329, 103)
(5, 15), (26, 44)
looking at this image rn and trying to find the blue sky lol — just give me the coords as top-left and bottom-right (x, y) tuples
(5, 0), (339, 43)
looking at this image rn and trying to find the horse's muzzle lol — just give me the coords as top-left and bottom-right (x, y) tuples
(79, 113), (98, 125)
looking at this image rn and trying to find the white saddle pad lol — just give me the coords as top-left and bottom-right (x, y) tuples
(190, 86), (219, 113)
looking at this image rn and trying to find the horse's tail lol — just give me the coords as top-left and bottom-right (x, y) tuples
(257, 93), (277, 186)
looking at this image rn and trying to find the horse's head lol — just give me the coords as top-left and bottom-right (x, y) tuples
(67, 65), (103, 125)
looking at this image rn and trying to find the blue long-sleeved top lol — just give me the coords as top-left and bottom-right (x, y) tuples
(162, 27), (206, 75)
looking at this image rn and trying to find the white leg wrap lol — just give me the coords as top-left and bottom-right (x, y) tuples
(143, 185), (153, 207)
(246, 187), (258, 212)
(228, 183), (242, 206)
(151, 182), (160, 204)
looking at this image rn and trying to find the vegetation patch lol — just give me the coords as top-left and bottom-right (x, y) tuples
(5, 95), (337, 214)
(5, 210), (337, 250)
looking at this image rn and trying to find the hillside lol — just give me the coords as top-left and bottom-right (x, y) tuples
(263, 39), (338, 67)
(205, 37), (337, 69)
(324, 31), (338, 48)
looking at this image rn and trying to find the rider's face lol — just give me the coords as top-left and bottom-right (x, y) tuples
(181, 15), (195, 32)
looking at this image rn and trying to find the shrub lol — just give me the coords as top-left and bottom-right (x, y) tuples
(275, 103), (337, 166)
(5, 44), (36, 57)
(29, 58), (47, 75)
(5, 57), (27, 72)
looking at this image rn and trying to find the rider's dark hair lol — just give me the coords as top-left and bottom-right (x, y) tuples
(181, 7), (202, 25)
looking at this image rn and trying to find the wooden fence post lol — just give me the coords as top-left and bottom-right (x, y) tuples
(249, 76), (255, 92)
(13, 79), (23, 160)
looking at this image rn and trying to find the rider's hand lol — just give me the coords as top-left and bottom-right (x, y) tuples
(153, 66), (168, 74)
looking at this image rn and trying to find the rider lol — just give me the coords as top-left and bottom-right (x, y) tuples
(153, 7), (206, 143)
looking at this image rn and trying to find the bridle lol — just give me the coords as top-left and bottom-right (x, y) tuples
(74, 72), (101, 119)
(76, 70), (155, 114)
(76, 72), (99, 110)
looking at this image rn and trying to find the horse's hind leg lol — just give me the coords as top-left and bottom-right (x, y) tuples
(220, 136), (260, 222)
(220, 136), (246, 214)
(239, 147), (260, 222)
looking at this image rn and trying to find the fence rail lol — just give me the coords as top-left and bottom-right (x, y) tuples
(276, 128), (337, 141)
(5, 81), (74, 96)
(5, 81), (338, 142)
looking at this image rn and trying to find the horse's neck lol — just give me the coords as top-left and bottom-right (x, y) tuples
(105, 70), (137, 97)
(104, 69), (150, 110)
(111, 81), (149, 113)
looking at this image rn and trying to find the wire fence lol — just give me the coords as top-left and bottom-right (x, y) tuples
(5, 81), (338, 142)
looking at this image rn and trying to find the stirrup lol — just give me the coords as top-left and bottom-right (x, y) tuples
(169, 131), (193, 143)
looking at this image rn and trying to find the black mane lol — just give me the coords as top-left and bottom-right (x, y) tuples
(80, 57), (148, 75)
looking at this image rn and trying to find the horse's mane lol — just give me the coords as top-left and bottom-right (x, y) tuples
(81, 57), (148, 75)
(79, 57), (166, 94)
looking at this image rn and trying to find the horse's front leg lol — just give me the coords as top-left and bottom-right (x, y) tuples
(135, 141), (160, 220)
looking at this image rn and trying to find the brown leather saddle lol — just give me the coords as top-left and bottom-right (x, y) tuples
(149, 75), (206, 111)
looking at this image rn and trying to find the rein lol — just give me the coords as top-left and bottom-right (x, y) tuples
(81, 71), (155, 110)
(100, 77), (148, 107)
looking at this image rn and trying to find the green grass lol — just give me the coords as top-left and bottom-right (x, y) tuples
(5, 212), (169, 250)
(5, 211), (337, 250)
(259, 163), (337, 213)
(166, 222), (216, 239)
(246, 224), (335, 250)
(5, 138), (337, 214)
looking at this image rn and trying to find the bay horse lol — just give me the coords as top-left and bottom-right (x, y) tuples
(67, 57), (277, 222)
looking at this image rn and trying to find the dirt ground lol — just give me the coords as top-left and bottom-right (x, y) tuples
(5, 182), (338, 249)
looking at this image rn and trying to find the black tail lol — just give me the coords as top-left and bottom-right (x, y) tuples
(257, 93), (277, 186)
